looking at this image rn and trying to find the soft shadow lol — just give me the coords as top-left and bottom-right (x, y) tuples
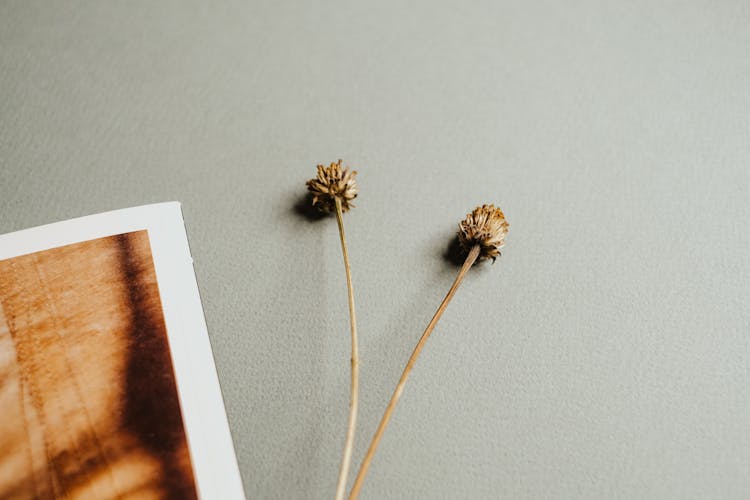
(115, 232), (198, 500)
(442, 235), (501, 269)
(292, 192), (327, 222)
(443, 234), (467, 267)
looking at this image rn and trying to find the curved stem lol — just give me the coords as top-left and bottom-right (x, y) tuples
(348, 244), (481, 499)
(333, 197), (360, 500)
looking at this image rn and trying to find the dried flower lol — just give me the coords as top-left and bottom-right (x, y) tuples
(306, 160), (358, 213)
(349, 203), (510, 499)
(458, 204), (509, 262)
(305, 160), (361, 500)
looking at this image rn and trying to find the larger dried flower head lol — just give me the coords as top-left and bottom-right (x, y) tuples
(306, 159), (358, 213)
(458, 204), (510, 262)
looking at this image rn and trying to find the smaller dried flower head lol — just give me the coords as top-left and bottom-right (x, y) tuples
(458, 204), (510, 262)
(306, 159), (358, 213)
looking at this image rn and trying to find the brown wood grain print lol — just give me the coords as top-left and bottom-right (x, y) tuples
(0, 231), (197, 500)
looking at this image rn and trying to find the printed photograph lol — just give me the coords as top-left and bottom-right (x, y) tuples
(0, 230), (198, 500)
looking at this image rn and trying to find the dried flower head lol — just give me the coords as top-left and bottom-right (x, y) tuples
(306, 159), (358, 213)
(458, 204), (510, 262)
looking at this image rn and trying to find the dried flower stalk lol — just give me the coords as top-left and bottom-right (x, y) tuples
(348, 204), (509, 499)
(307, 160), (360, 500)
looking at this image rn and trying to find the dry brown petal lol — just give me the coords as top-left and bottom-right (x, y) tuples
(306, 159), (359, 212)
(458, 204), (509, 262)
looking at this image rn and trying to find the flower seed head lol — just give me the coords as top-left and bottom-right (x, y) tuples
(306, 159), (358, 212)
(458, 204), (509, 262)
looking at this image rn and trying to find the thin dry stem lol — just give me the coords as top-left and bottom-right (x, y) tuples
(333, 197), (360, 500)
(348, 244), (482, 500)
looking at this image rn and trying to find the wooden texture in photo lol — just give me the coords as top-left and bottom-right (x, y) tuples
(0, 231), (197, 500)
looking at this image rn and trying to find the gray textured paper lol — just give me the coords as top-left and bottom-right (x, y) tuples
(1, 1), (749, 499)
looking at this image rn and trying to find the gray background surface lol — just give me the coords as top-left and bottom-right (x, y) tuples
(1, 1), (749, 499)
